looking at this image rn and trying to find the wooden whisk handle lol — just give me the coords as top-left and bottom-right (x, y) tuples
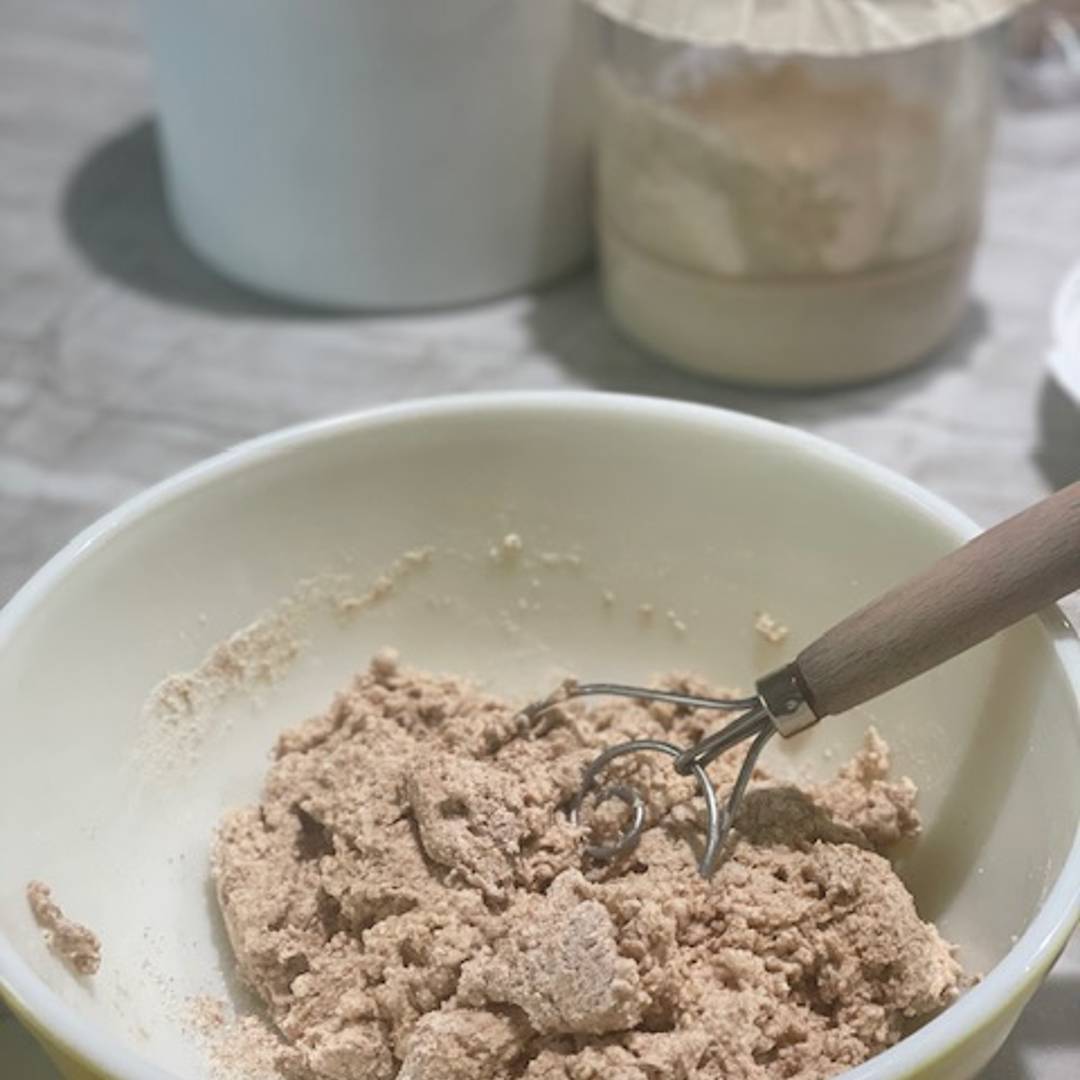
(794, 481), (1080, 720)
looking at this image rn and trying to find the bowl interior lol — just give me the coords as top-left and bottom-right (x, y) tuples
(1, 399), (1078, 1078)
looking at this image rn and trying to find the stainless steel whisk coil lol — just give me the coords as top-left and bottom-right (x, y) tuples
(521, 672), (813, 877)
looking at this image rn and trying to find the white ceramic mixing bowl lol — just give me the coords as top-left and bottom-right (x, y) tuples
(0, 393), (1077, 1080)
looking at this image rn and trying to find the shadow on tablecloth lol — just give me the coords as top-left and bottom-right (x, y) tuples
(982, 969), (1080, 1078)
(1035, 376), (1080, 490)
(60, 119), (326, 319)
(526, 272), (991, 426)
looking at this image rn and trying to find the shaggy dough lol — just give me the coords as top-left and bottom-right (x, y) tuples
(26, 880), (101, 976)
(212, 651), (960, 1080)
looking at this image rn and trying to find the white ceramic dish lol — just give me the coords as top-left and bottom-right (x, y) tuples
(1050, 258), (1080, 407)
(0, 393), (1078, 1080)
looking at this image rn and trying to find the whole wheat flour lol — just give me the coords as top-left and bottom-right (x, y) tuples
(211, 651), (961, 1080)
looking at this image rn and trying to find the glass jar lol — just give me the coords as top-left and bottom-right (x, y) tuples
(595, 24), (1003, 386)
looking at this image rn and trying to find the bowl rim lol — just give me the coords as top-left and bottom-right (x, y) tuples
(1, 389), (1078, 1080)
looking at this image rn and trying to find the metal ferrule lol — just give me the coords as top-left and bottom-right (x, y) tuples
(756, 663), (819, 738)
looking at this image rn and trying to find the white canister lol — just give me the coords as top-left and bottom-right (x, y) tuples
(142, 0), (600, 308)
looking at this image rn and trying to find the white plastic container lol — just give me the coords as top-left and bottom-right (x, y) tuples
(142, 0), (600, 309)
(586, 0), (1017, 387)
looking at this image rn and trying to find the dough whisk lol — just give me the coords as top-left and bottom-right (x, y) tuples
(522, 481), (1080, 877)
